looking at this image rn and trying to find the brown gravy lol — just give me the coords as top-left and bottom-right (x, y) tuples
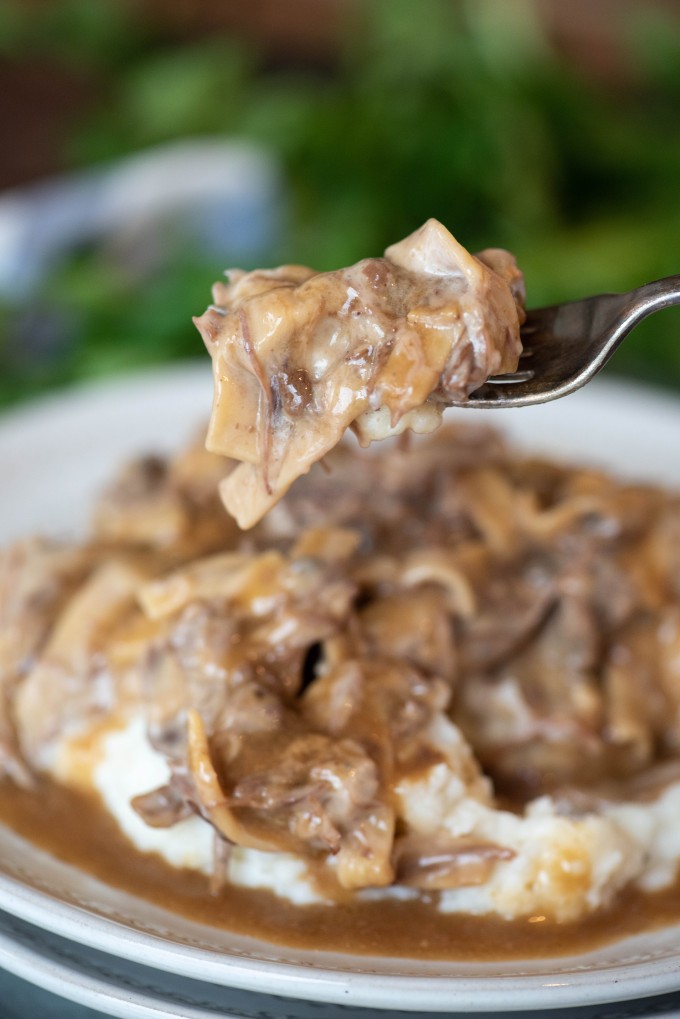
(2, 777), (679, 962)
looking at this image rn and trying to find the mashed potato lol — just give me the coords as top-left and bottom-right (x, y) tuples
(47, 705), (680, 923)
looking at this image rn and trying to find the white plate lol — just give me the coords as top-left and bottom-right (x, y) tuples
(2, 366), (680, 1015)
(4, 911), (680, 1019)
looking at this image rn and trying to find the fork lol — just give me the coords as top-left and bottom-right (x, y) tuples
(465, 274), (680, 408)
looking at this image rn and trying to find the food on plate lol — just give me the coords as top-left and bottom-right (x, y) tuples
(2, 421), (680, 941)
(2, 223), (680, 960)
(194, 219), (525, 527)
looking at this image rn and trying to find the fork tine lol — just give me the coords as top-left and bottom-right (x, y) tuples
(485, 369), (535, 385)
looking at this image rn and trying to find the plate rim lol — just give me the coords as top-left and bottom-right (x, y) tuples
(0, 909), (244, 1019)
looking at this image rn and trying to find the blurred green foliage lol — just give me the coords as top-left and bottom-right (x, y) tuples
(1, 0), (680, 407)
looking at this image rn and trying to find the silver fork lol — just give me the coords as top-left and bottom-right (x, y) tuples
(465, 274), (680, 408)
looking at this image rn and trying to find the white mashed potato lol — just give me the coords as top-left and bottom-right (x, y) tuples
(92, 715), (323, 906)
(54, 712), (680, 921)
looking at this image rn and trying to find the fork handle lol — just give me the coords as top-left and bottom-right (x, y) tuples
(630, 274), (680, 318)
(595, 274), (680, 372)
